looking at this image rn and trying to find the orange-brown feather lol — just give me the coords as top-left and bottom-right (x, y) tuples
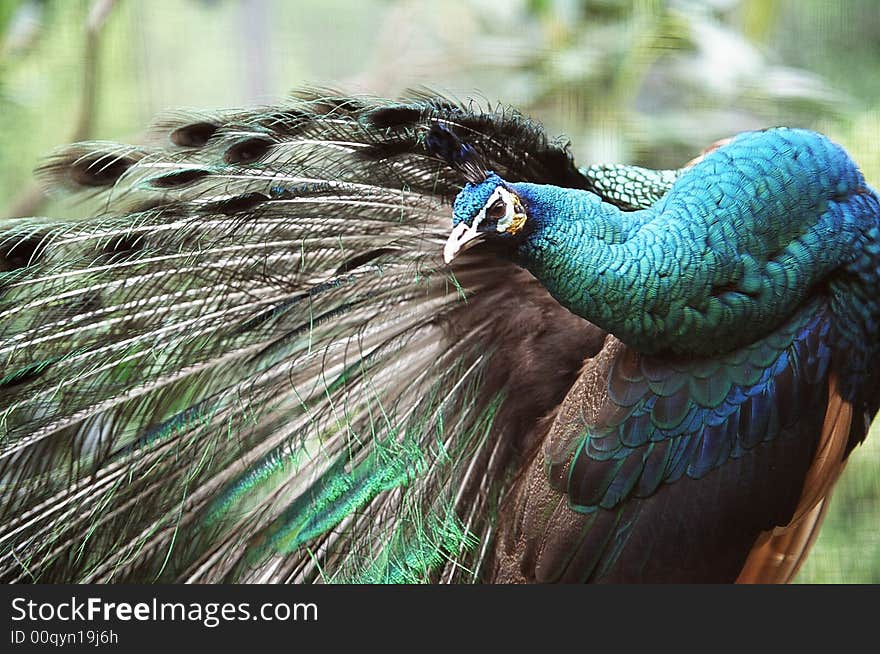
(736, 373), (852, 583)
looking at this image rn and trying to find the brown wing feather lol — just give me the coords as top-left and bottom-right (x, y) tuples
(736, 374), (852, 583)
(488, 336), (621, 583)
(490, 309), (835, 583)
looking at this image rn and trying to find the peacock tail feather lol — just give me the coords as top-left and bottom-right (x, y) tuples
(0, 90), (631, 583)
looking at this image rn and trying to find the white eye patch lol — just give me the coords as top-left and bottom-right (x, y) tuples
(478, 187), (517, 233)
(444, 186), (525, 264)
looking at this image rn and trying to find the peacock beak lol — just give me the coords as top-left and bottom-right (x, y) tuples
(444, 221), (484, 264)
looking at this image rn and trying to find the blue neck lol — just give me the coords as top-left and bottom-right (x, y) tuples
(504, 129), (880, 358)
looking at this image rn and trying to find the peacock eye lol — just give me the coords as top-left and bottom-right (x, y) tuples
(486, 198), (506, 221)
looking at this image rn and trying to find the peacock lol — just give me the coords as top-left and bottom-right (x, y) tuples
(0, 90), (877, 583)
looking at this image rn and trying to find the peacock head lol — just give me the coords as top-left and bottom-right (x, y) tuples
(444, 173), (530, 264)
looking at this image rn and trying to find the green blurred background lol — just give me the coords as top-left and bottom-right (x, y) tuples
(1, 0), (878, 582)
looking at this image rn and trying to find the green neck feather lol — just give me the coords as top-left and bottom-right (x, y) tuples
(500, 130), (877, 356)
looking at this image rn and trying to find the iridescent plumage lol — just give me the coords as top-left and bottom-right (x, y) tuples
(0, 93), (876, 583)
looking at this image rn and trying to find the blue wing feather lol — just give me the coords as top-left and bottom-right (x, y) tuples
(554, 297), (832, 512)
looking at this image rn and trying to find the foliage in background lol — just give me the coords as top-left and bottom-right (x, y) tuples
(1, 0), (878, 582)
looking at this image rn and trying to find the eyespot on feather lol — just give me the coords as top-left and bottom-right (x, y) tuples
(102, 234), (144, 260)
(0, 235), (46, 272)
(223, 137), (274, 165)
(169, 122), (219, 147)
(364, 105), (422, 130)
(69, 154), (139, 187)
(203, 192), (271, 216)
(147, 168), (212, 189)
